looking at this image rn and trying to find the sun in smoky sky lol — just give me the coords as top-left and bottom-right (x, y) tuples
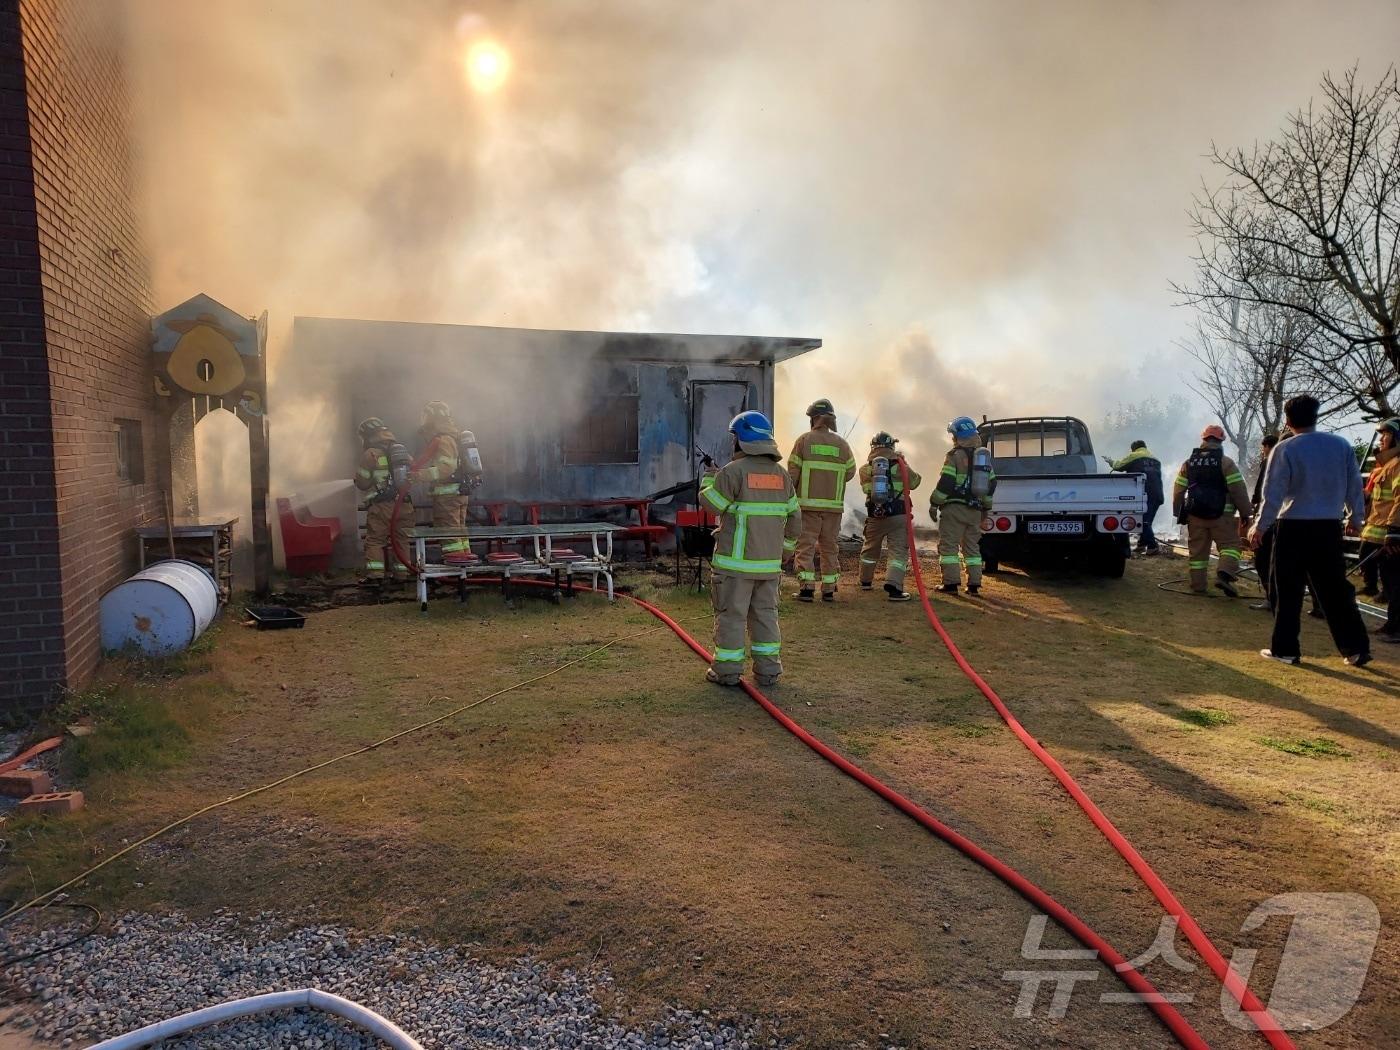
(463, 39), (510, 93)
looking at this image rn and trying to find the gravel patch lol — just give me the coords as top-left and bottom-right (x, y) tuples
(1, 911), (775, 1049)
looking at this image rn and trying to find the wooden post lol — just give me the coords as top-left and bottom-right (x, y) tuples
(249, 411), (272, 596)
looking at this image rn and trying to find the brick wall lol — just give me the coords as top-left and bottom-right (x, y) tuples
(0, 0), (160, 709)
(0, 0), (64, 708)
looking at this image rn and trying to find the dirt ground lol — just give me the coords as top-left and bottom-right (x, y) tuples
(3, 550), (1397, 1049)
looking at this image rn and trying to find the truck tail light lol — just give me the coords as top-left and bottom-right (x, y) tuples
(1122, 516), (1137, 531)
(996, 516), (1012, 532)
(982, 517), (995, 531)
(1103, 516), (1119, 532)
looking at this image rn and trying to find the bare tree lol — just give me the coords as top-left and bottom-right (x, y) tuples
(1182, 67), (1400, 419)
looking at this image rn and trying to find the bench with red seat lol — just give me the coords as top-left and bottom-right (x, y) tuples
(276, 496), (343, 576)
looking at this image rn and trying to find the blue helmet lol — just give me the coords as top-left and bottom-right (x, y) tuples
(948, 415), (979, 440)
(730, 410), (775, 446)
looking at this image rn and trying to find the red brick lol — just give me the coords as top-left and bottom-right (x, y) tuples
(0, 767), (52, 796)
(17, 789), (83, 815)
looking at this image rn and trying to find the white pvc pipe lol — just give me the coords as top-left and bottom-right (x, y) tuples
(87, 988), (424, 1050)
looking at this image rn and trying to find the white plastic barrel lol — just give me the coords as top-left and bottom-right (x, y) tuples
(99, 559), (219, 657)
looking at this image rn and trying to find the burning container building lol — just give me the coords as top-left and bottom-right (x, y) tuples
(283, 318), (820, 565)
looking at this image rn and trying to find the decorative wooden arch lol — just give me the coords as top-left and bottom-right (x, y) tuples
(151, 293), (272, 594)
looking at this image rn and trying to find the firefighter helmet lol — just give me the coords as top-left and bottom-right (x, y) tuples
(948, 415), (979, 440)
(357, 417), (389, 441)
(1201, 424), (1226, 442)
(870, 431), (897, 449)
(806, 398), (836, 418)
(422, 400), (453, 425)
(729, 410), (780, 455)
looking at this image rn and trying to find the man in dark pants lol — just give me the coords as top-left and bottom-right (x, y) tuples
(1249, 396), (1371, 667)
(1107, 440), (1163, 554)
(1249, 433), (1280, 611)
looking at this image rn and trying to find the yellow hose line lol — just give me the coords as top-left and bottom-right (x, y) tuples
(1, 612), (706, 926)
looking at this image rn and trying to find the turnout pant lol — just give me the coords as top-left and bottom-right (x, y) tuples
(1269, 519), (1370, 660)
(860, 513), (910, 590)
(432, 493), (469, 558)
(710, 572), (782, 681)
(364, 500), (410, 576)
(795, 509), (842, 594)
(938, 502), (984, 586)
(1186, 515), (1241, 592)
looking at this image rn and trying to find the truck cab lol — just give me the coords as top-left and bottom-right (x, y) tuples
(976, 416), (1146, 578)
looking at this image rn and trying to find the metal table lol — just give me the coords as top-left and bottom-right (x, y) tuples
(408, 523), (621, 611)
(136, 518), (238, 603)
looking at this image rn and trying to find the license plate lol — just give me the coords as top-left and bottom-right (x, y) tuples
(1028, 520), (1084, 535)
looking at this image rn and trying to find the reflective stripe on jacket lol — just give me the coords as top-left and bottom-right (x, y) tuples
(859, 449), (921, 515)
(1110, 447), (1164, 504)
(930, 443), (996, 510)
(701, 453), (802, 577)
(354, 447), (391, 492)
(418, 429), (461, 497)
(1361, 450), (1400, 543)
(1172, 445), (1252, 520)
(787, 428), (856, 511)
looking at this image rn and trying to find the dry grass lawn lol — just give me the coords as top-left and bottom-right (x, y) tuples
(3, 551), (1398, 1049)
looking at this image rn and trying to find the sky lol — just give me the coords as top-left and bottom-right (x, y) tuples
(121, 0), (1400, 484)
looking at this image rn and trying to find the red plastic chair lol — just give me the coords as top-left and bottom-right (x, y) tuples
(277, 497), (343, 576)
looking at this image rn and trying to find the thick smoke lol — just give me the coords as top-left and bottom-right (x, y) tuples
(120, 0), (1400, 541)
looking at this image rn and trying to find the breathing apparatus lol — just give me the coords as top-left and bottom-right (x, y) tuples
(867, 432), (901, 517)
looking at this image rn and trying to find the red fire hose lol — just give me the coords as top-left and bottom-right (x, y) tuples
(899, 462), (1293, 1048)
(463, 576), (1210, 1048)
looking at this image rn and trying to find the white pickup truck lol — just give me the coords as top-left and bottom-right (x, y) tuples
(976, 417), (1147, 578)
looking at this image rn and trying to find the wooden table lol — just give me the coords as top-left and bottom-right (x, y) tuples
(136, 518), (237, 603)
(408, 523), (622, 611)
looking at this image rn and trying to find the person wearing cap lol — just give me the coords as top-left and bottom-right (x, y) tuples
(1249, 395), (1371, 667)
(858, 432), (921, 600)
(787, 398), (856, 602)
(1106, 440), (1164, 555)
(353, 417), (410, 582)
(930, 415), (996, 595)
(1359, 416), (1400, 642)
(700, 411), (802, 687)
(1172, 424), (1253, 596)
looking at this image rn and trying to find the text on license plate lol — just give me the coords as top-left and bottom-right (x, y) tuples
(1028, 520), (1084, 535)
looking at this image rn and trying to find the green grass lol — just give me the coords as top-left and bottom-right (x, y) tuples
(55, 683), (192, 780)
(1257, 736), (1352, 759)
(1173, 707), (1236, 728)
(950, 721), (994, 739)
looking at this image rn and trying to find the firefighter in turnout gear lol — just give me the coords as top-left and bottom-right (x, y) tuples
(353, 417), (411, 581)
(859, 432), (922, 600)
(1172, 424), (1253, 596)
(930, 416), (996, 594)
(1360, 417), (1400, 641)
(788, 398), (856, 602)
(412, 401), (470, 563)
(700, 411), (802, 687)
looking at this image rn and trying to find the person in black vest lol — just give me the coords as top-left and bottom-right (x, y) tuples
(1107, 440), (1164, 555)
(1172, 425), (1253, 595)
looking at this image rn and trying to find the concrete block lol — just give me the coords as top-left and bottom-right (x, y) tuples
(0, 769), (53, 797)
(17, 790), (83, 815)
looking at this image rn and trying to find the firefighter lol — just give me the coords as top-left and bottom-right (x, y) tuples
(1172, 424), (1253, 596)
(788, 398), (856, 602)
(1360, 417), (1399, 641)
(353, 417), (410, 582)
(411, 401), (470, 563)
(930, 415), (996, 595)
(858, 432), (921, 601)
(700, 410), (802, 687)
(1106, 440), (1164, 555)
